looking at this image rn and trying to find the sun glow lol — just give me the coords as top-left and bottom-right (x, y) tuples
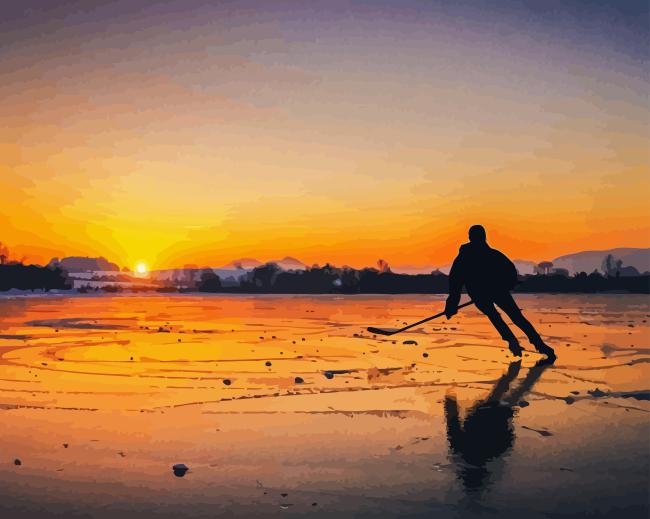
(135, 262), (148, 275)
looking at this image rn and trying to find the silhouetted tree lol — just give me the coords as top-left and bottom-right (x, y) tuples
(535, 261), (554, 275)
(377, 259), (391, 273)
(0, 264), (71, 291)
(249, 262), (282, 291)
(198, 270), (222, 292)
(0, 242), (9, 266)
(602, 254), (616, 277)
(183, 264), (199, 288)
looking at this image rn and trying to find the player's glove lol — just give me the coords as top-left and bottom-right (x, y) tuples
(444, 297), (458, 319)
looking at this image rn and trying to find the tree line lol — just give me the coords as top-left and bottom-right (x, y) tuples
(0, 264), (71, 292)
(196, 262), (649, 294)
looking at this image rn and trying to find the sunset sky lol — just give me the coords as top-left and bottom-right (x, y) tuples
(1, 0), (648, 271)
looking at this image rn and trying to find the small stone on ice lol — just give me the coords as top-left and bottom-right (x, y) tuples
(172, 463), (189, 477)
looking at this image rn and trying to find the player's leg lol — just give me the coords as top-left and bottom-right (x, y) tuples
(474, 299), (523, 357)
(495, 293), (556, 359)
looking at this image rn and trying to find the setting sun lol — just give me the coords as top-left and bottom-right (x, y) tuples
(135, 262), (148, 275)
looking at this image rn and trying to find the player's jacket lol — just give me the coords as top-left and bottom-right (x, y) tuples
(448, 242), (518, 302)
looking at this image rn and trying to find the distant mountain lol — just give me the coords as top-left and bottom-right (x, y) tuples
(268, 256), (306, 270)
(50, 256), (120, 273)
(221, 258), (263, 269)
(221, 256), (306, 271)
(512, 260), (537, 276)
(552, 248), (650, 275)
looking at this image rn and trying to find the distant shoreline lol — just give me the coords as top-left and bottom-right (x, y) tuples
(1, 263), (648, 295)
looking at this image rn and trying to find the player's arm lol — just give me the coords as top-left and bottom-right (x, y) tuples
(445, 249), (465, 318)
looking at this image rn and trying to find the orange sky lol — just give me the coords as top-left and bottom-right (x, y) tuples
(1, 2), (648, 270)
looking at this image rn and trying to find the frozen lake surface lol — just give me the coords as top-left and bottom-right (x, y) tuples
(0, 293), (648, 517)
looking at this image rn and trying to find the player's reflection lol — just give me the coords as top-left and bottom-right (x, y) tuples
(444, 357), (554, 493)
